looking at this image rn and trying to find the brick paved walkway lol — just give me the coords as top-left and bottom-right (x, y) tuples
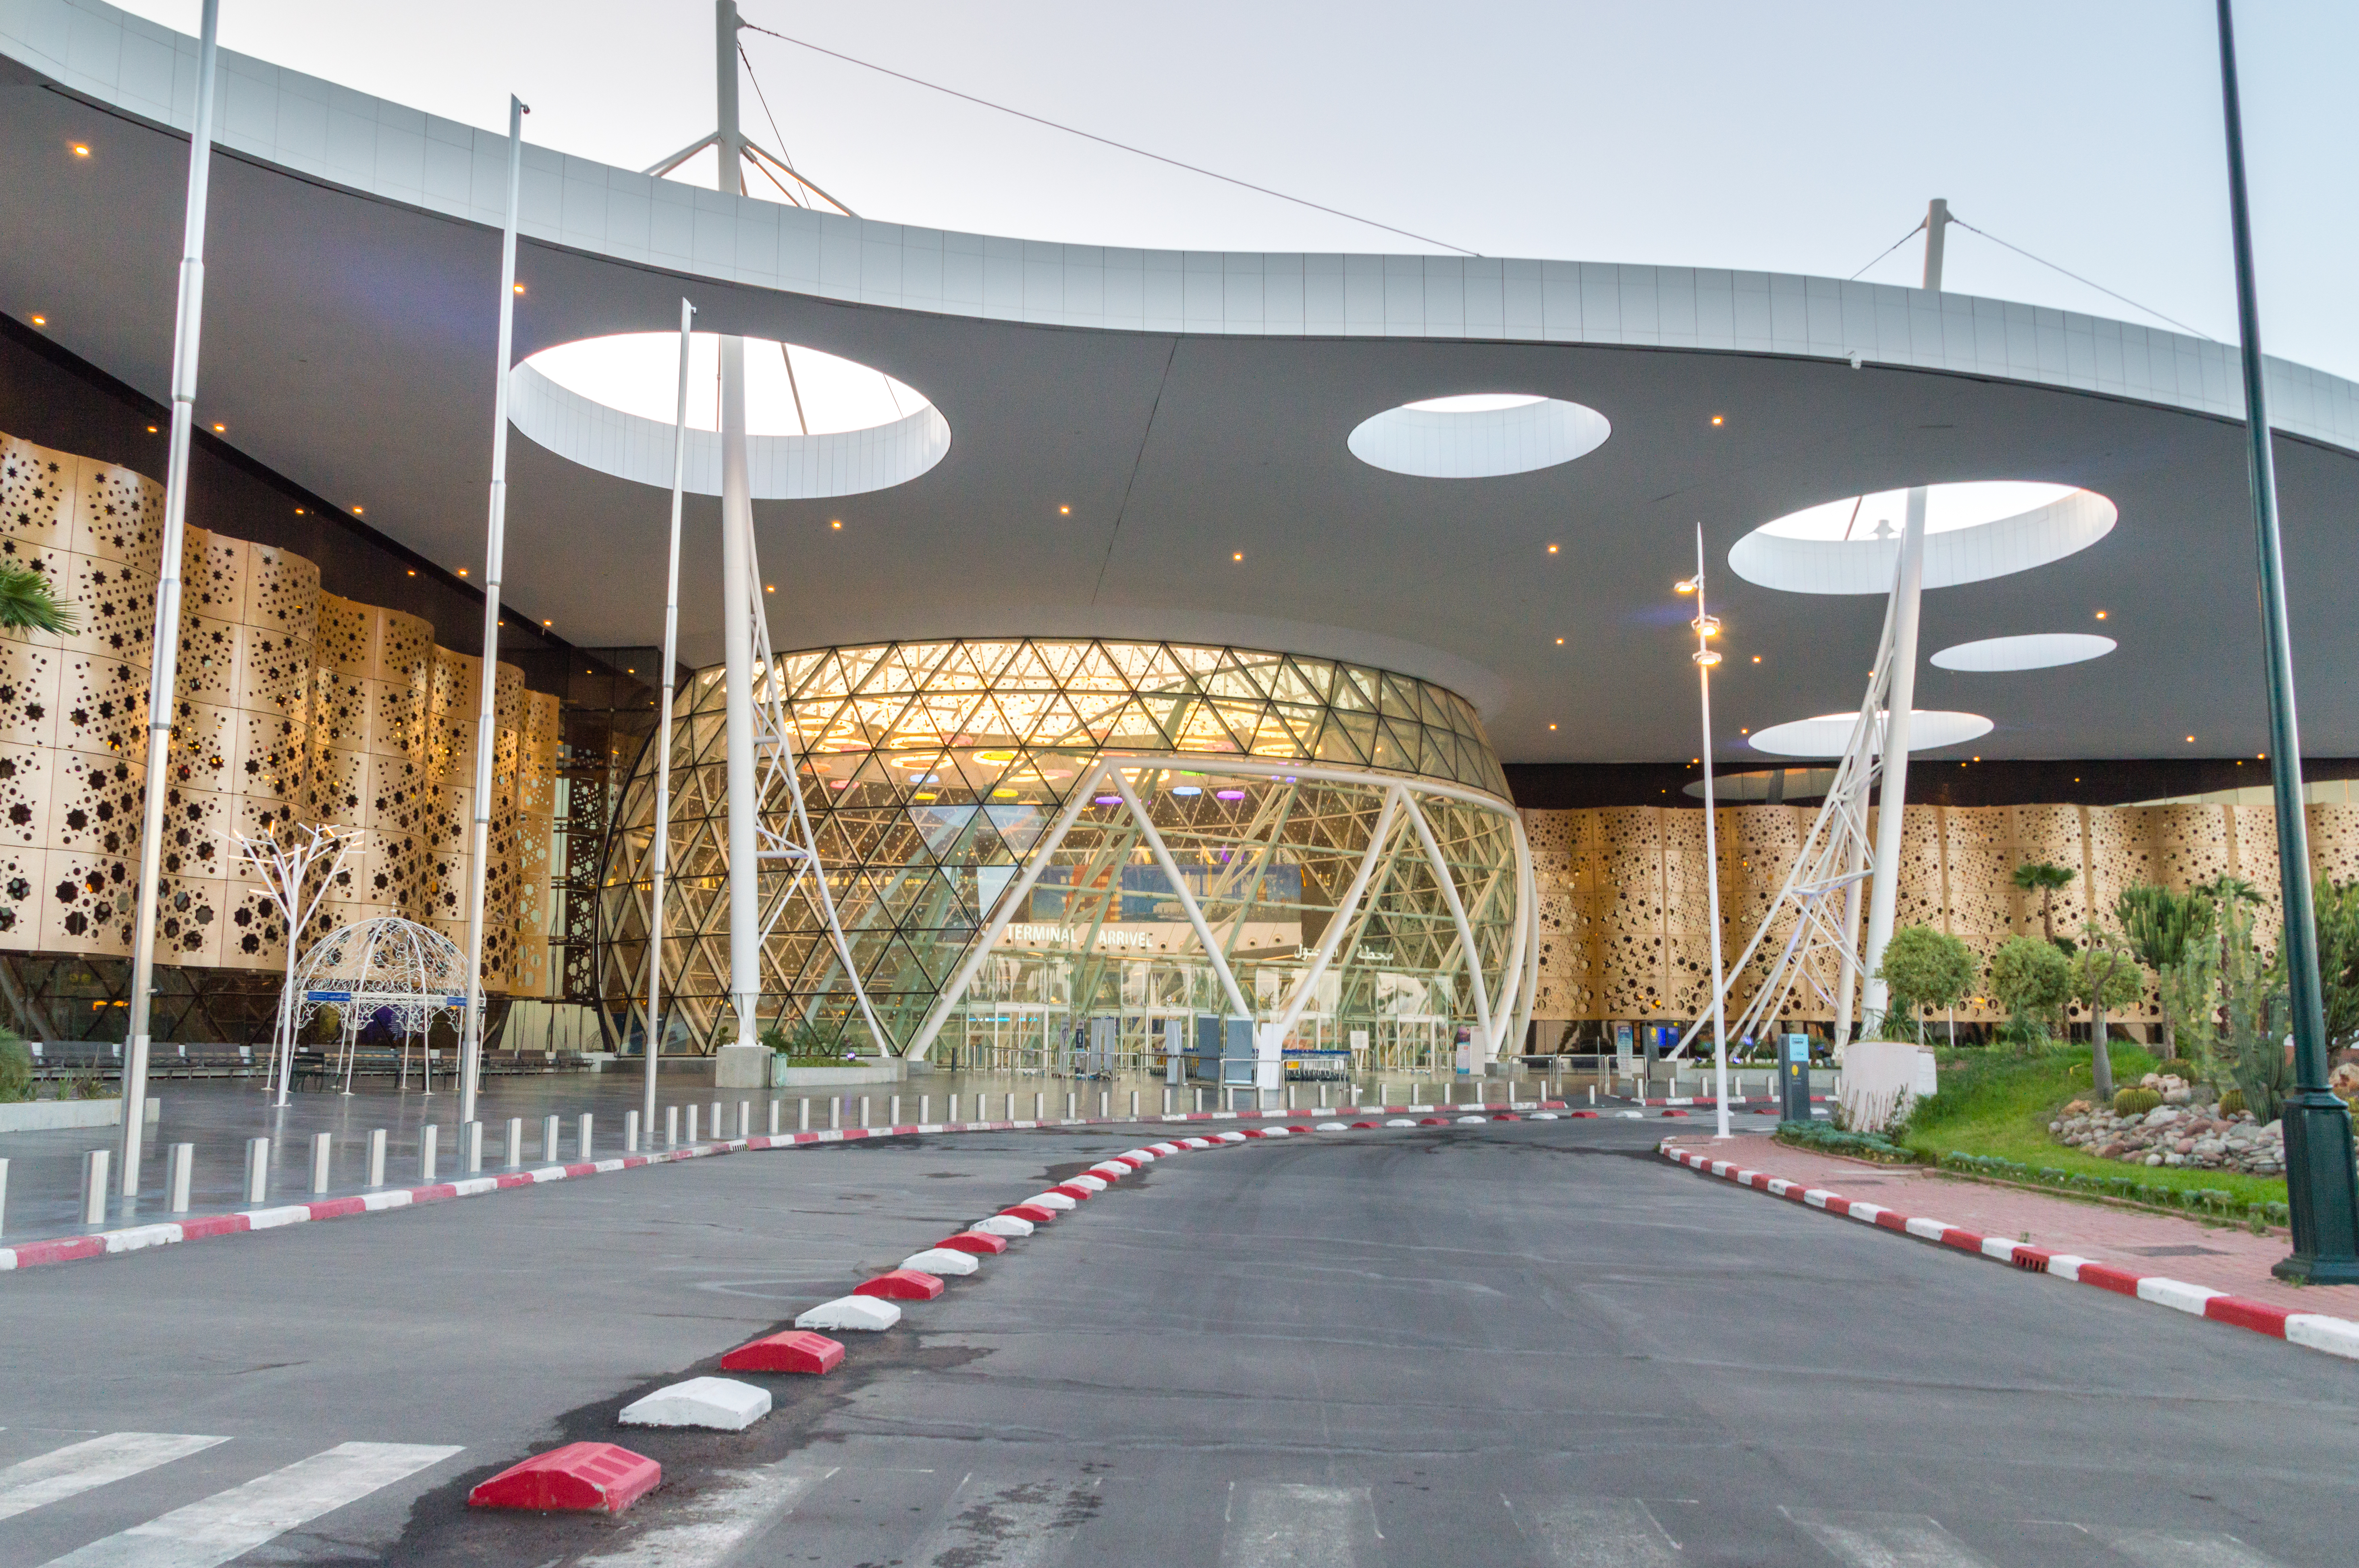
(1664, 1131), (2359, 1317)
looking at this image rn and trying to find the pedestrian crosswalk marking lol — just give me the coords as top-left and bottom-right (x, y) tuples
(1220, 1482), (1372, 1568)
(0, 1433), (227, 1523)
(583, 1464), (834, 1567)
(906, 1473), (1103, 1568)
(1784, 1508), (1997, 1568)
(1510, 1495), (1681, 1566)
(33, 1440), (460, 1568)
(2094, 1527), (2292, 1568)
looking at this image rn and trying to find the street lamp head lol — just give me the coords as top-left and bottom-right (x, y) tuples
(1674, 579), (1697, 595)
(1693, 649), (1722, 667)
(1692, 615), (1721, 637)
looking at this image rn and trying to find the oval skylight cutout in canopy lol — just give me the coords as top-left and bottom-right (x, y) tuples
(1348, 394), (1610, 478)
(1728, 481), (2116, 595)
(509, 331), (950, 500)
(1931, 633), (2117, 672)
(1749, 709), (1994, 757)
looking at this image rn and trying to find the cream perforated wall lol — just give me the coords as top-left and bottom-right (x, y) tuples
(1526, 801), (2359, 1027)
(0, 429), (556, 996)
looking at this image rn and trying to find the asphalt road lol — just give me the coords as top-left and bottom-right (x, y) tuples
(0, 1115), (2349, 1567)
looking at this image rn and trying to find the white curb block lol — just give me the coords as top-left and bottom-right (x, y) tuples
(903, 1248), (980, 1276)
(796, 1296), (902, 1332)
(972, 1215), (1034, 1237)
(620, 1376), (772, 1431)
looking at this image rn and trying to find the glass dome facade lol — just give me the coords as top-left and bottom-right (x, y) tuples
(596, 639), (1529, 1073)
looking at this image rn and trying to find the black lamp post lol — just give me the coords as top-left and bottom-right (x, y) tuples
(2213, 0), (2359, 1284)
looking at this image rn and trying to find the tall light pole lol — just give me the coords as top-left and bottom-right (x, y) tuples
(2212, 0), (2359, 1283)
(119, 0), (222, 1197)
(647, 298), (695, 1140)
(456, 95), (530, 1131)
(1676, 530), (1731, 1141)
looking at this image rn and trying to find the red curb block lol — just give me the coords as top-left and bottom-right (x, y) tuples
(854, 1269), (946, 1301)
(937, 1231), (1008, 1255)
(1000, 1203), (1057, 1224)
(469, 1443), (660, 1514)
(1657, 1142), (2359, 1366)
(720, 1330), (845, 1375)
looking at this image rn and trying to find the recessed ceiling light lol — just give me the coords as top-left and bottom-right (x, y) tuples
(28, 315), (45, 327)
(2187, 735), (2195, 743)
(1710, 415), (1724, 426)
(542, 619), (552, 627)
(352, 505), (363, 514)
(147, 425), (158, 433)
(1555, 638), (1564, 645)
(295, 507), (304, 514)
(1751, 655), (1761, 663)
(1058, 504), (1070, 514)
(212, 422), (225, 432)
(2095, 610), (2108, 620)
(512, 282), (525, 295)
(71, 145), (89, 158)
(407, 568), (415, 575)
(1548, 723), (1557, 730)
(458, 568), (469, 576)
(765, 584), (775, 593)
(1546, 544), (1559, 554)
(1232, 552), (1243, 562)
(830, 519), (842, 530)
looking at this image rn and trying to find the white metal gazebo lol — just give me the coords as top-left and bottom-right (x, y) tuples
(290, 918), (470, 1094)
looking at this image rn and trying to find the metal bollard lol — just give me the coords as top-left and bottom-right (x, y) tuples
(625, 1109), (640, 1153)
(366, 1129), (387, 1188)
(686, 1105), (700, 1143)
(829, 1098), (840, 1130)
(1162, 1087), (1172, 1115)
(1287, 1083), (1296, 1110)
(1005, 1092), (1018, 1121)
(666, 1104), (679, 1147)
(859, 1096), (871, 1128)
(709, 1100), (722, 1139)
(168, 1143), (194, 1211)
(310, 1132), (333, 1195)
(799, 1097), (811, 1131)
(1318, 1083), (1330, 1109)
(769, 1099), (782, 1137)
(1129, 1089), (1139, 1118)
(543, 1114), (561, 1164)
(920, 1094), (930, 1124)
(739, 1099), (751, 1139)
(948, 1092), (959, 1123)
(505, 1118), (524, 1169)
(1589, 1085), (1597, 1105)
(464, 1120), (485, 1174)
(579, 1112), (594, 1160)
(1194, 1087), (1205, 1113)
(891, 1095), (901, 1126)
(420, 1124), (439, 1181)
(1066, 1091), (1076, 1120)
(83, 1148), (111, 1224)
(1100, 1089), (1109, 1118)
(0, 1154), (9, 1233)
(244, 1136), (269, 1203)
(1029, 1091), (1041, 1122)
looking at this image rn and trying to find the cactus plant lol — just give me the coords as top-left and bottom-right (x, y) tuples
(2111, 1086), (2163, 1117)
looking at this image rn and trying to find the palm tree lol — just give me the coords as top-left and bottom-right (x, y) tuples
(2013, 861), (2077, 947)
(0, 562), (75, 635)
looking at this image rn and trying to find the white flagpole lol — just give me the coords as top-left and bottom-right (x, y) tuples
(119, 0), (223, 1197)
(646, 299), (694, 1138)
(457, 95), (530, 1130)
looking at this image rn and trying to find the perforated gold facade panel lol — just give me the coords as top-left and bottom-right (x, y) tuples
(1525, 801), (2359, 1027)
(0, 430), (555, 995)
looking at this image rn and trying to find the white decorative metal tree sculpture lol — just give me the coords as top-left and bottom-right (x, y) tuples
(234, 823), (362, 1107)
(289, 917), (469, 1096)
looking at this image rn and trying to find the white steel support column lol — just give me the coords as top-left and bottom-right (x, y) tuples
(902, 765), (1108, 1061)
(120, 0), (221, 1194)
(1262, 786), (1404, 1054)
(646, 298), (694, 1137)
(1404, 795), (1493, 1049)
(1688, 527), (1732, 1140)
(456, 95), (529, 1130)
(1107, 767), (1256, 1029)
(1506, 812), (1539, 1060)
(712, 0), (761, 1049)
(1860, 484), (1927, 1031)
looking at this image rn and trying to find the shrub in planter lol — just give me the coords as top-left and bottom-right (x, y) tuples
(2112, 1087), (2164, 1116)
(0, 1032), (30, 1103)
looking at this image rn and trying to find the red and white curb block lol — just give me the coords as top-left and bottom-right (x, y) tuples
(1633, 1093), (1829, 1108)
(475, 1128), (1285, 1515)
(1659, 1144), (2359, 1365)
(0, 1103), (1563, 1274)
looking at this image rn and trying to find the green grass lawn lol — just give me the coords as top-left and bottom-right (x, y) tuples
(1898, 1042), (2290, 1209)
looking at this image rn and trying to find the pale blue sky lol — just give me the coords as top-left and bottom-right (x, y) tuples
(114, 1), (2359, 378)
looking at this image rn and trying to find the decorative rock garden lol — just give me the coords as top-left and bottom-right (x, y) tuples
(2048, 1072), (2284, 1177)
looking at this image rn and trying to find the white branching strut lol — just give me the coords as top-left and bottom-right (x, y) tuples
(234, 823), (362, 1106)
(1673, 568), (1905, 1062)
